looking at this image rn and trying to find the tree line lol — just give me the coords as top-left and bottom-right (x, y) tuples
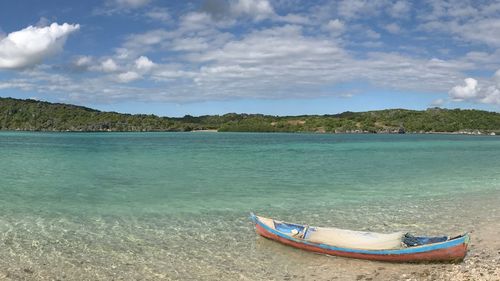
(1, 97), (500, 134)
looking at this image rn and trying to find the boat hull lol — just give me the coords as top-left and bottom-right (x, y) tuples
(253, 217), (468, 263)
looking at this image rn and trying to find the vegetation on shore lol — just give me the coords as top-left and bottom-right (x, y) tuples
(1, 97), (500, 134)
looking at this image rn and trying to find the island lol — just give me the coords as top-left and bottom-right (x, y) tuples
(1, 97), (499, 134)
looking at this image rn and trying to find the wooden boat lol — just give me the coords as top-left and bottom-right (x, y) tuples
(250, 213), (469, 262)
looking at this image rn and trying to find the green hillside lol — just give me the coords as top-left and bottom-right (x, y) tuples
(1, 97), (500, 134)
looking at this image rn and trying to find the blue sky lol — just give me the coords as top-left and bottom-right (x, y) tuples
(1, 0), (500, 116)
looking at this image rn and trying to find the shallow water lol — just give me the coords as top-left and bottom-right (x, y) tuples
(0, 132), (499, 280)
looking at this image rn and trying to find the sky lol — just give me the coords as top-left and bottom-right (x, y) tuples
(1, 0), (500, 117)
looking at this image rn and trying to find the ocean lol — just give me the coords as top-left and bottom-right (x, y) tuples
(0, 132), (499, 280)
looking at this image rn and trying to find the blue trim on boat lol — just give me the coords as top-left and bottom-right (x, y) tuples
(250, 214), (468, 255)
(274, 222), (306, 234)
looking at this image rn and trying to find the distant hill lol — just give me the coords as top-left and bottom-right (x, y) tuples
(1, 97), (500, 134)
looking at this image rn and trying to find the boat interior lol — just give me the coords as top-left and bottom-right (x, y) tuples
(258, 216), (458, 250)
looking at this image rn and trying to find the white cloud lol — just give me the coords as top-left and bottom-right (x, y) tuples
(480, 88), (500, 104)
(135, 56), (154, 71)
(116, 71), (141, 83)
(125, 29), (169, 47)
(337, 0), (388, 20)
(117, 18), (234, 59)
(182, 25), (467, 100)
(180, 12), (213, 30)
(230, 0), (275, 21)
(277, 14), (311, 25)
(195, 25), (344, 63)
(324, 19), (345, 35)
(449, 78), (479, 101)
(114, 0), (150, 9)
(100, 58), (119, 72)
(69, 55), (94, 71)
(145, 7), (170, 22)
(0, 80), (32, 90)
(116, 29), (170, 59)
(388, 1), (411, 18)
(459, 19), (500, 47)
(490, 69), (500, 84)
(365, 29), (381, 39)
(479, 70), (500, 104)
(70, 56), (124, 73)
(171, 37), (209, 52)
(75, 56), (93, 67)
(417, 2), (500, 47)
(421, 18), (500, 47)
(449, 72), (500, 104)
(0, 23), (79, 69)
(95, 0), (151, 15)
(178, 12), (235, 32)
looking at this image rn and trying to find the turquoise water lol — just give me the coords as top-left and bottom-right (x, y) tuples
(0, 132), (499, 280)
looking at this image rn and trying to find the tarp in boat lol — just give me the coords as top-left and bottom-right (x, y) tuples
(305, 227), (405, 250)
(257, 216), (405, 250)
